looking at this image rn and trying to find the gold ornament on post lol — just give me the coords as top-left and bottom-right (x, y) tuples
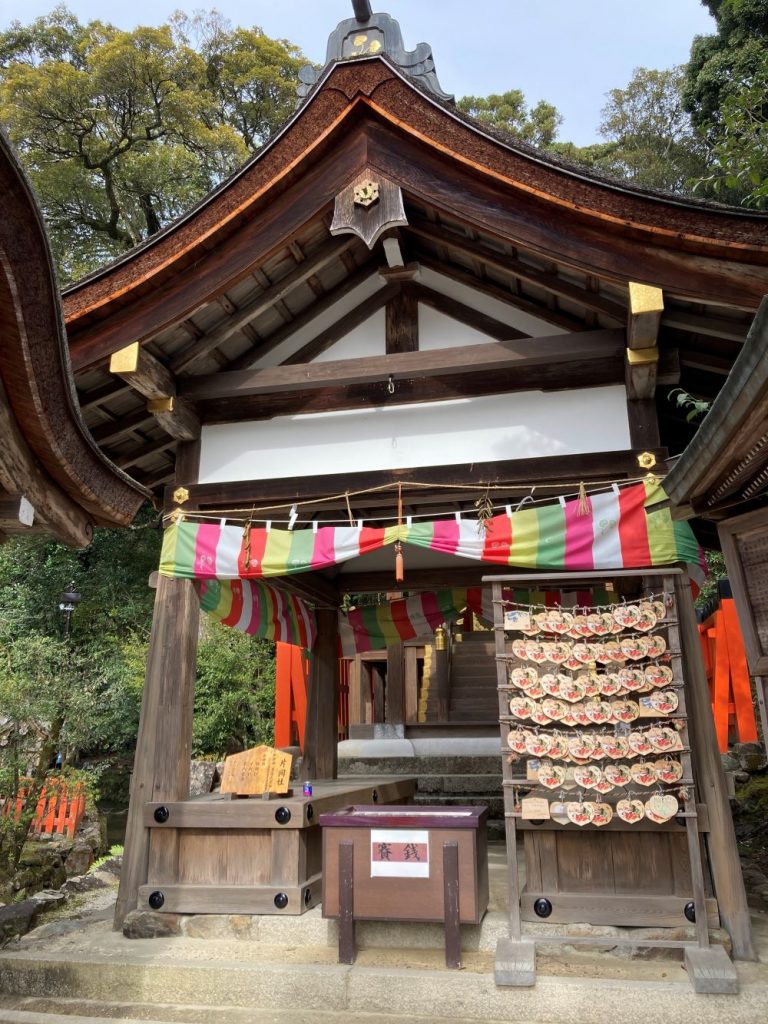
(353, 179), (380, 207)
(637, 452), (657, 470)
(172, 486), (190, 505)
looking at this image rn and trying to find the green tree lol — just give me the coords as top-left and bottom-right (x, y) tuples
(194, 625), (276, 758)
(684, 0), (768, 136)
(457, 89), (563, 147)
(0, 7), (307, 281)
(595, 66), (710, 192)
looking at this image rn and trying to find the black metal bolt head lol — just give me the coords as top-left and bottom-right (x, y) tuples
(275, 806), (291, 825)
(306, 804), (314, 821)
(304, 888), (312, 907)
(274, 892), (289, 909)
(153, 806), (170, 824)
(533, 897), (553, 918)
(371, 789), (379, 803)
(148, 891), (165, 910)
(684, 901), (696, 923)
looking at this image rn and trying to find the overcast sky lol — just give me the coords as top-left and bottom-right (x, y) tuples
(0, 1), (715, 144)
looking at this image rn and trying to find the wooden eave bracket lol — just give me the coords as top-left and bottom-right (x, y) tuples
(110, 343), (200, 442)
(626, 282), (663, 400)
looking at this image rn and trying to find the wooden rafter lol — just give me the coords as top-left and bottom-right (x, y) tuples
(225, 259), (380, 372)
(171, 236), (358, 375)
(90, 409), (156, 446)
(418, 257), (583, 332)
(407, 220), (627, 323)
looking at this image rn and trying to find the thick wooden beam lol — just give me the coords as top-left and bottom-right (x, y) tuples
(180, 328), (624, 402)
(626, 399), (660, 449)
(625, 283), (663, 400)
(413, 284), (529, 342)
(164, 449), (666, 511)
(385, 642), (405, 725)
(113, 574), (200, 928)
(171, 237), (358, 375)
(301, 607), (339, 781)
(386, 287), (418, 353)
(409, 221), (626, 323)
(110, 343), (200, 441)
(627, 283), (664, 349)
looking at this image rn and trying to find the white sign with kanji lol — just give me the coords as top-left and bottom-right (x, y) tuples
(370, 829), (430, 878)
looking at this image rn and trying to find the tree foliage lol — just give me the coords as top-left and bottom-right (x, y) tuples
(0, 6), (307, 281)
(457, 89), (563, 147)
(684, 0), (768, 134)
(595, 66), (710, 192)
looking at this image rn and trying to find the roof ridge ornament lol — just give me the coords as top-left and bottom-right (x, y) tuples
(297, 5), (453, 104)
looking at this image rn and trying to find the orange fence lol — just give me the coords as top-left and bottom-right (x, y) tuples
(699, 598), (759, 752)
(0, 779), (86, 839)
(274, 643), (350, 750)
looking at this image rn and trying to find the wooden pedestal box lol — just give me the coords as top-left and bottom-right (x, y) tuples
(321, 805), (489, 924)
(138, 777), (416, 916)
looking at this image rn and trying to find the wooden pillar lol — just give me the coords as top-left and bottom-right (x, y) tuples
(385, 642), (405, 724)
(113, 575), (199, 929)
(301, 607), (339, 781)
(675, 571), (755, 960)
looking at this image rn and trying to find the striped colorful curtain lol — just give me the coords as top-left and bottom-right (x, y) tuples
(197, 578), (316, 649)
(161, 481), (706, 585)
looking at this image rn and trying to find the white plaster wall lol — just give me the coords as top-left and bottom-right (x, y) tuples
(418, 305), (495, 349)
(312, 308), (385, 361)
(419, 266), (568, 338)
(199, 386), (630, 484)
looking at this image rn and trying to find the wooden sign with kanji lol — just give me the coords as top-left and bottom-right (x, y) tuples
(220, 745), (293, 796)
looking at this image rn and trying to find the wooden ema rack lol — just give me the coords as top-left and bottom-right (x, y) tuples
(484, 569), (738, 994)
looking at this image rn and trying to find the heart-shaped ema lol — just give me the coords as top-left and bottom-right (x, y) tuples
(573, 765), (602, 789)
(593, 778), (615, 795)
(612, 699), (640, 723)
(512, 666), (539, 690)
(508, 728), (528, 753)
(585, 701), (612, 724)
(568, 735), (597, 760)
(599, 674), (622, 697)
(525, 732), (550, 757)
(630, 761), (657, 787)
(654, 758), (683, 784)
(537, 763), (566, 789)
(628, 731), (654, 756)
(613, 604), (640, 629)
(560, 679), (586, 703)
(509, 696), (535, 719)
(636, 608), (658, 632)
(542, 698), (567, 721)
(616, 798), (645, 823)
(651, 690), (679, 715)
(566, 801), (594, 826)
(512, 639), (528, 659)
(547, 735), (569, 759)
(620, 637), (647, 661)
(648, 726), (682, 752)
(600, 735), (629, 760)
(591, 802), (613, 826)
(603, 763), (632, 787)
(540, 673), (561, 697)
(645, 635), (667, 659)
(645, 793), (679, 824)
(549, 800), (570, 824)
(645, 664), (673, 688)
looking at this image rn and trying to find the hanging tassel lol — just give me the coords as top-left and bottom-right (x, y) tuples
(241, 508), (255, 567)
(395, 482), (405, 583)
(395, 541), (404, 583)
(576, 481), (591, 517)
